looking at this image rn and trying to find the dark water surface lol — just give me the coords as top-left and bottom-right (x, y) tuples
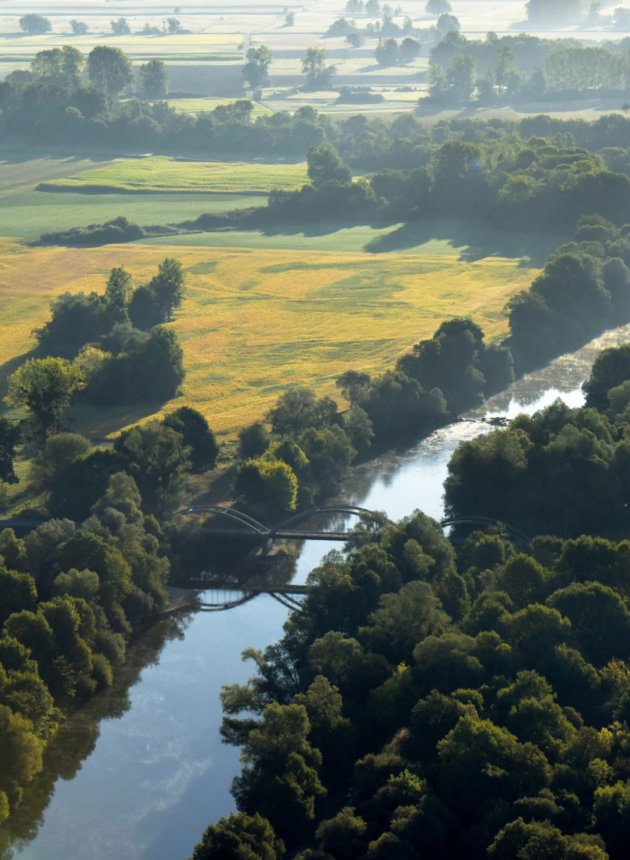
(5, 322), (630, 860)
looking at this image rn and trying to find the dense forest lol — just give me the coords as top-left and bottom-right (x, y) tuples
(192, 346), (630, 859)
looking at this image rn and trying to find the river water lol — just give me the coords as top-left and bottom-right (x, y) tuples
(4, 322), (630, 860)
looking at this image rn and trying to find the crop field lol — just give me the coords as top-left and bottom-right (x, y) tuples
(0, 238), (539, 437)
(39, 157), (308, 194)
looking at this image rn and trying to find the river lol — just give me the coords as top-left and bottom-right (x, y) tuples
(4, 322), (630, 860)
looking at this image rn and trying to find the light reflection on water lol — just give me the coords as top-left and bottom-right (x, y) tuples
(8, 322), (630, 860)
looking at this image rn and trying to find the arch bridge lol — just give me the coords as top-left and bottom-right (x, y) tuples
(180, 507), (532, 612)
(179, 504), (386, 543)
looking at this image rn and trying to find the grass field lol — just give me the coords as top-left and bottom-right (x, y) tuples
(166, 98), (272, 118)
(39, 156), (308, 194)
(0, 237), (538, 438)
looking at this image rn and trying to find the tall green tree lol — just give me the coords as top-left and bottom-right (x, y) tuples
(6, 357), (84, 441)
(139, 59), (168, 99)
(87, 46), (133, 97)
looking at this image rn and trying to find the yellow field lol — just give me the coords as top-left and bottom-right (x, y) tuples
(0, 239), (538, 438)
(39, 157), (308, 194)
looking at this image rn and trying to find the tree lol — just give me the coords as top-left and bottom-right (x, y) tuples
(238, 422), (270, 460)
(30, 432), (91, 493)
(437, 715), (550, 814)
(232, 703), (325, 844)
(594, 781), (630, 860)
(163, 407), (219, 473)
(0, 704), (44, 810)
(316, 807), (367, 858)
(87, 46), (133, 97)
(346, 31), (366, 48)
(436, 13), (460, 34)
(70, 20), (88, 36)
(233, 457), (298, 521)
(111, 18), (131, 36)
(267, 387), (339, 435)
(302, 47), (336, 90)
(115, 421), (191, 519)
(165, 17), (184, 34)
(399, 37), (421, 64)
(192, 812), (284, 860)
(6, 357), (84, 441)
(31, 47), (84, 90)
(307, 143), (352, 186)
(104, 266), (133, 314)
(19, 15), (51, 35)
(139, 59), (168, 99)
(0, 419), (21, 484)
(243, 46), (272, 95)
(375, 39), (400, 67)
(447, 54), (475, 102)
(149, 257), (185, 322)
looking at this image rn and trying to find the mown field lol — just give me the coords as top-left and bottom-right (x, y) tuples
(0, 238), (538, 438)
(39, 156), (308, 194)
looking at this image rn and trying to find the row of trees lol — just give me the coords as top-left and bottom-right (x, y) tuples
(16, 14), (186, 38)
(10, 44), (168, 100)
(428, 32), (630, 105)
(264, 133), (630, 238)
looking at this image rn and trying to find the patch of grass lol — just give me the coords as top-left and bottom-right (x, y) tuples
(166, 98), (272, 118)
(39, 156), (307, 194)
(0, 238), (538, 438)
(0, 190), (263, 242)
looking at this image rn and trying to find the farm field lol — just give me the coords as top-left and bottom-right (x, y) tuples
(40, 156), (308, 194)
(0, 237), (539, 438)
(0, 152), (302, 241)
(165, 98), (272, 118)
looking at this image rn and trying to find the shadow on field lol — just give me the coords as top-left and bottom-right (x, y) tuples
(66, 401), (168, 443)
(364, 219), (566, 264)
(257, 216), (566, 264)
(0, 352), (35, 399)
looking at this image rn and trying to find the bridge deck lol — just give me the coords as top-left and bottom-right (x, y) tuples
(188, 579), (309, 595)
(193, 529), (351, 541)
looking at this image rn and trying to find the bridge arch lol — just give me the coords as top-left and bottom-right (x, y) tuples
(440, 516), (532, 549)
(179, 505), (269, 536)
(274, 505), (387, 532)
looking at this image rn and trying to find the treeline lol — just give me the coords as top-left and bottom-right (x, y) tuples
(193, 390), (630, 858)
(446, 340), (630, 538)
(507, 220), (630, 368)
(0, 46), (328, 155)
(0, 471), (171, 823)
(266, 132), (630, 235)
(429, 32), (630, 104)
(7, 43), (630, 168)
